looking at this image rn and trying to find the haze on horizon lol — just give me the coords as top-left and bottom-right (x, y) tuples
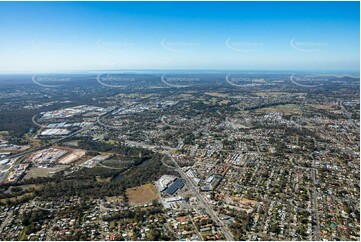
(0, 1), (359, 73)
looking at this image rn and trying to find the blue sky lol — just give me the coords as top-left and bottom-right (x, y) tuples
(0, 1), (359, 73)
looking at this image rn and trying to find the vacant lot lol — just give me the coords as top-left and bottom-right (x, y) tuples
(308, 103), (337, 111)
(126, 183), (159, 206)
(219, 99), (231, 105)
(58, 149), (86, 164)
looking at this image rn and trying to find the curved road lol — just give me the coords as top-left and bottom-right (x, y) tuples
(339, 101), (359, 131)
(32, 114), (46, 128)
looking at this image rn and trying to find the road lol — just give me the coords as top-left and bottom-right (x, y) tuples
(3, 126), (88, 162)
(99, 118), (235, 241)
(96, 107), (120, 129)
(0, 116), (92, 184)
(167, 154), (234, 241)
(188, 215), (203, 241)
(98, 200), (107, 240)
(160, 115), (178, 128)
(161, 156), (177, 169)
(289, 157), (320, 240)
(27, 109), (236, 241)
(31, 197), (56, 212)
(0, 210), (13, 233)
(310, 161), (320, 241)
(32, 114), (46, 128)
(339, 101), (359, 131)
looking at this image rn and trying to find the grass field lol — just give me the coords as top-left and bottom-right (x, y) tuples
(19, 184), (43, 190)
(255, 92), (288, 97)
(0, 192), (33, 204)
(23, 165), (69, 180)
(256, 104), (302, 115)
(204, 92), (229, 98)
(308, 103), (337, 111)
(105, 196), (124, 203)
(126, 183), (159, 206)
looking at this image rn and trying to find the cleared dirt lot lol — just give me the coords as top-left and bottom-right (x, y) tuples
(126, 183), (159, 206)
(57, 149), (86, 164)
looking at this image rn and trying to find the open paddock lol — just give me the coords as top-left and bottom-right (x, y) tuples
(126, 183), (159, 206)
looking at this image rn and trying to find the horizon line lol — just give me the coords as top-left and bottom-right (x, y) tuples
(0, 69), (359, 75)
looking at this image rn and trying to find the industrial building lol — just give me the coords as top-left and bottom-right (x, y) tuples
(165, 178), (184, 195)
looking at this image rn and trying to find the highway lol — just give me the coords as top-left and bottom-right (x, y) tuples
(2, 110), (117, 163)
(3, 126), (88, 162)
